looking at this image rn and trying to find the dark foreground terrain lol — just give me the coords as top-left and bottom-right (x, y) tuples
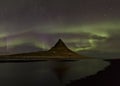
(68, 59), (120, 86)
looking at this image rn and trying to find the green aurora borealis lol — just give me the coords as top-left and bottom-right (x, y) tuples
(0, 0), (119, 58)
(0, 21), (119, 54)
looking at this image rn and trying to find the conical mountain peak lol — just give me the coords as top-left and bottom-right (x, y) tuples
(48, 39), (81, 57)
(53, 39), (68, 49)
(50, 39), (68, 51)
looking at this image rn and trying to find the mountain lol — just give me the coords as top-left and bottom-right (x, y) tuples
(2, 39), (90, 60)
(47, 39), (82, 57)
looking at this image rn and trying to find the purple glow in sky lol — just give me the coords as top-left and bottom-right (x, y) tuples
(0, 0), (120, 58)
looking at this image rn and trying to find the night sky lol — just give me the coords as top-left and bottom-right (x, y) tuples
(0, 0), (120, 58)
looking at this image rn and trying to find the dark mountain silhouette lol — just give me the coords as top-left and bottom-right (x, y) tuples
(50, 39), (69, 51)
(47, 39), (82, 57)
(1, 39), (90, 60)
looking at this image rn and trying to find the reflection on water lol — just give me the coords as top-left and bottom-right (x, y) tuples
(0, 59), (110, 86)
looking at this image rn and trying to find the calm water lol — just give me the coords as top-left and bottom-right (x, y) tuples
(0, 59), (110, 86)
